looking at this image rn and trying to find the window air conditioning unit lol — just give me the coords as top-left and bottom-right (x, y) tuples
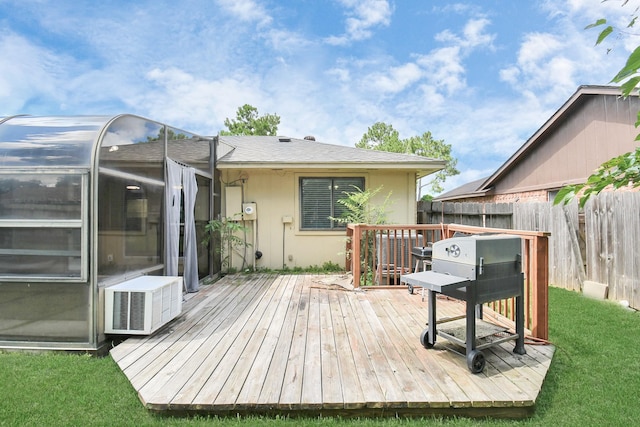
(105, 276), (183, 335)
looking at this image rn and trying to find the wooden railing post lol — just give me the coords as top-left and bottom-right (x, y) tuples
(352, 224), (362, 288)
(531, 234), (549, 340)
(345, 225), (353, 272)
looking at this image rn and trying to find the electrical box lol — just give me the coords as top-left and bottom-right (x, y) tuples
(225, 186), (243, 219)
(243, 203), (257, 221)
(282, 216), (293, 224)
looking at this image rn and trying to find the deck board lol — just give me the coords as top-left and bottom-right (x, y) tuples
(110, 273), (555, 418)
(276, 275), (310, 408)
(156, 276), (271, 408)
(195, 274), (288, 407)
(336, 287), (386, 408)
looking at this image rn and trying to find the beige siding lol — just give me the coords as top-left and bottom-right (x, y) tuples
(221, 168), (417, 270)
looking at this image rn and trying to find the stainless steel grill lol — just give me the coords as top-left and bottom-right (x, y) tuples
(401, 234), (526, 374)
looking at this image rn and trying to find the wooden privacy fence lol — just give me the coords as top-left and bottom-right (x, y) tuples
(513, 192), (640, 309)
(346, 223), (550, 340)
(421, 194), (640, 310)
(418, 201), (513, 229)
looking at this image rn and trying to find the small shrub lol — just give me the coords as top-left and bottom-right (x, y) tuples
(202, 217), (251, 273)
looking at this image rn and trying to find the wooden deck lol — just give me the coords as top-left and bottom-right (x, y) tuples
(110, 273), (555, 419)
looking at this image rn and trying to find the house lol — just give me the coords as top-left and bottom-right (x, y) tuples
(216, 135), (446, 270)
(0, 115), (444, 352)
(436, 85), (640, 203)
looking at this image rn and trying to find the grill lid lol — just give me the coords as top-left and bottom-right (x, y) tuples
(432, 234), (522, 266)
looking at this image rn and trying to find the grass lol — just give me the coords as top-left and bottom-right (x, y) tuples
(1, 286), (639, 426)
(532, 287), (640, 425)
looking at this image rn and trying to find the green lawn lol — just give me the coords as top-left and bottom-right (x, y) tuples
(1, 286), (639, 426)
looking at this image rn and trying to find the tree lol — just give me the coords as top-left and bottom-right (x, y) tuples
(555, 6), (640, 207)
(355, 122), (402, 151)
(356, 122), (459, 197)
(220, 104), (280, 136)
(147, 127), (187, 142)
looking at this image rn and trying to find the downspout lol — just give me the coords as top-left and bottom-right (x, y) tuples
(211, 135), (218, 277)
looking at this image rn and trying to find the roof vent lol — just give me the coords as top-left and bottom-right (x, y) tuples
(278, 137), (291, 142)
(304, 135), (316, 141)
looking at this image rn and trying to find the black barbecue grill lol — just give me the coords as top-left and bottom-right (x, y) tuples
(401, 234), (526, 374)
(411, 245), (432, 271)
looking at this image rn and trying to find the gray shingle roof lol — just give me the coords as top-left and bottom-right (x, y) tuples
(217, 135), (446, 175)
(99, 134), (446, 178)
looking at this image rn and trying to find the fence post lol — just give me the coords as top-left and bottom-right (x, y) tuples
(531, 235), (549, 340)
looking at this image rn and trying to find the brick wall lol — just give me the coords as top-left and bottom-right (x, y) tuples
(445, 190), (549, 204)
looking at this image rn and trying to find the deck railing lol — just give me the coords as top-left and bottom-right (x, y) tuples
(345, 223), (550, 340)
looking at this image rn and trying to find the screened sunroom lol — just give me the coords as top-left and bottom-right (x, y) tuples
(0, 115), (217, 352)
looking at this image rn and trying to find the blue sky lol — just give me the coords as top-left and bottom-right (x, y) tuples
(0, 0), (637, 193)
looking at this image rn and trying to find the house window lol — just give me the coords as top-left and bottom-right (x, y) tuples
(300, 177), (364, 230)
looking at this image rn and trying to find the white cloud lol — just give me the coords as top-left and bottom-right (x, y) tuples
(414, 17), (495, 95)
(215, 0), (273, 27)
(345, 0), (393, 39)
(326, 67), (351, 83)
(498, 0), (632, 108)
(325, 0), (393, 44)
(462, 18), (495, 49)
(499, 66), (520, 85)
(541, 0), (635, 23)
(517, 33), (563, 68)
(436, 17), (495, 50)
(367, 63), (423, 93)
(142, 67), (270, 134)
(417, 46), (466, 94)
(324, 35), (350, 46)
(262, 28), (314, 53)
(0, 31), (68, 112)
(352, 15), (495, 100)
(501, 32), (579, 97)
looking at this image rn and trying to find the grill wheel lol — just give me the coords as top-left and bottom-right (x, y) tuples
(467, 349), (485, 374)
(420, 328), (434, 349)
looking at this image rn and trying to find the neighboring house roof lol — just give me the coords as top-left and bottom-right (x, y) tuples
(216, 135), (446, 178)
(435, 85), (638, 202)
(435, 177), (489, 201)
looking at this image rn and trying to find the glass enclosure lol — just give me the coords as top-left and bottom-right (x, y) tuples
(0, 115), (215, 351)
(0, 173), (85, 278)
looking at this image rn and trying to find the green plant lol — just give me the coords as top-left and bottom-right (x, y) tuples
(302, 261), (344, 273)
(331, 185), (393, 285)
(330, 185), (392, 226)
(321, 261), (343, 272)
(202, 217), (251, 273)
